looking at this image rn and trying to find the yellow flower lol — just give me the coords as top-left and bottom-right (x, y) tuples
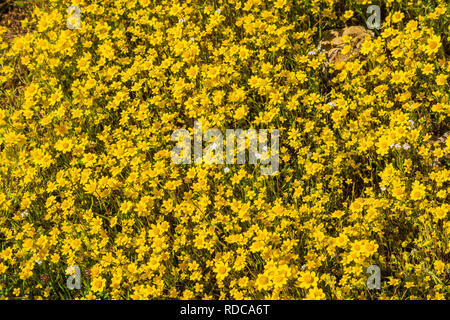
(426, 34), (441, 55)
(434, 205), (447, 220)
(343, 10), (353, 20)
(410, 181), (426, 201)
(255, 274), (271, 291)
(0, 263), (7, 274)
(421, 63), (434, 75)
(392, 185), (405, 200)
(234, 106), (247, 120)
(434, 260), (445, 275)
(214, 261), (230, 281)
(391, 11), (404, 24)
(436, 74), (447, 86)
(91, 277), (106, 293)
(297, 271), (318, 289)
(55, 138), (73, 154)
(305, 287), (326, 300)
(13, 288), (21, 296)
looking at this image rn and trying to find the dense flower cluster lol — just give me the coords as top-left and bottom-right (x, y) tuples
(0, 0), (448, 299)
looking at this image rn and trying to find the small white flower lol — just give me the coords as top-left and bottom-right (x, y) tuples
(262, 145), (267, 152)
(395, 143), (402, 149)
(215, 8), (221, 13)
(35, 260), (42, 265)
(307, 50), (316, 55)
(224, 167), (230, 173)
(408, 120), (414, 129)
(255, 153), (261, 160)
(402, 143), (410, 150)
(328, 101), (336, 107)
(211, 142), (218, 150)
(178, 18), (185, 23)
(21, 210), (29, 218)
(380, 186), (387, 191)
(190, 37), (195, 41)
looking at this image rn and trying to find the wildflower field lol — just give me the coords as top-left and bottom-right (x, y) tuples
(0, 0), (448, 300)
